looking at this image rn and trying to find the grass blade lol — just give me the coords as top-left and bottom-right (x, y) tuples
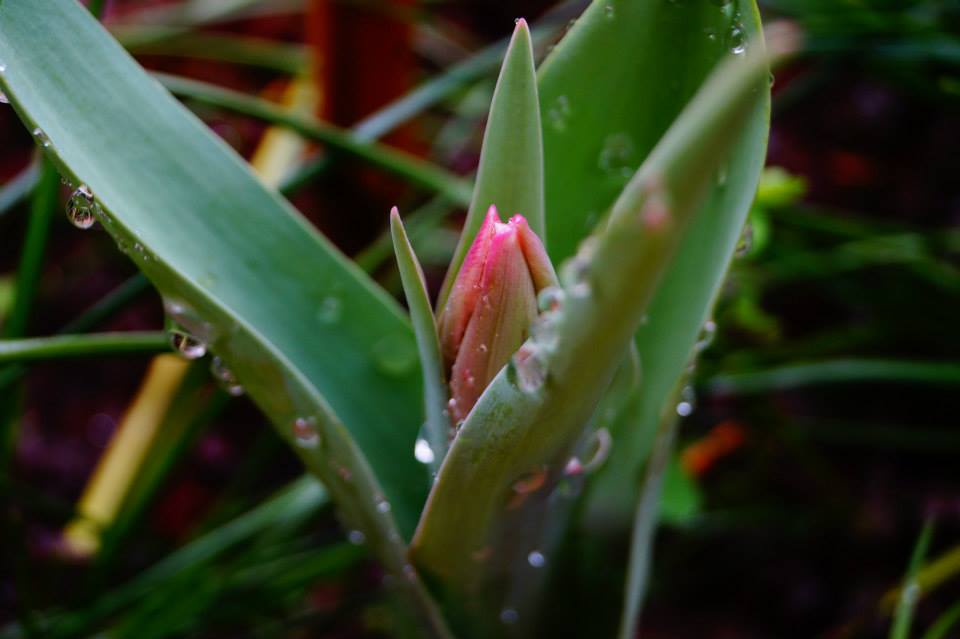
(391, 209), (451, 473)
(890, 520), (935, 639)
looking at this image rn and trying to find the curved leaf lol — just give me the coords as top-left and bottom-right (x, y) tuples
(0, 4), (451, 632)
(538, 0), (772, 529)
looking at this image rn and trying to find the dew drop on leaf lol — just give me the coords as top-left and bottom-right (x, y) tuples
(676, 385), (696, 417)
(169, 328), (207, 360)
(317, 295), (342, 324)
(32, 127), (51, 149)
(292, 416), (320, 448)
(511, 344), (547, 393)
(414, 437), (436, 464)
(347, 529), (366, 545)
(210, 356), (244, 396)
(371, 333), (418, 376)
(66, 184), (98, 230)
(527, 550), (546, 568)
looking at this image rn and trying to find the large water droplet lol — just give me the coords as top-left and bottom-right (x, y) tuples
(372, 333), (418, 377)
(729, 25), (746, 54)
(66, 185), (99, 230)
(210, 356), (244, 396)
(317, 295), (342, 324)
(376, 497), (391, 514)
(510, 344), (547, 393)
(292, 416), (320, 448)
(169, 329), (207, 360)
(32, 127), (51, 149)
(527, 550), (546, 568)
(414, 437), (436, 464)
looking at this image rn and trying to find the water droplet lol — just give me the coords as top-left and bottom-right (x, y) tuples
(530, 316), (559, 352)
(500, 608), (519, 625)
(510, 344), (547, 393)
(560, 237), (598, 299)
(414, 437), (436, 464)
(564, 457), (584, 476)
(32, 127), (51, 149)
(347, 529), (366, 545)
(132, 242), (151, 262)
(729, 25), (746, 54)
(292, 416), (320, 448)
(716, 165), (728, 188)
(604, 4), (615, 18)
(376, 498), (391, 514)
(598, 132), (636, 181)
(317, 295), (342, 323)
(676, 385), (696, 417)
(695, 320), (717, 353)
(477, 343), (488, 354)
(0, 63), (7, 73)
(66, 185), (99, 230)
(169, 329), (207, 360)
(537, 287), (566, 313)
(210, 356), (244, 396)
(546, 95), (571, 132)
(371, 333), (418, 376)
(527, 550), (546, 567)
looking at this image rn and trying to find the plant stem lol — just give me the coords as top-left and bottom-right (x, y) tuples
(618, 388), (683, 639)
(0, 274), (152, 393)
(0, 332), (169, 364)
(155, 73), (473, 207)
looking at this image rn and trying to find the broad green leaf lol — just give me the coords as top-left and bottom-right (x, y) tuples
(0, 4), (449, 628)
(437, 19), (545, 308)
(538, 0), (772, 529)
(411, 30), (781, 631)
(391, 209), (451, 473)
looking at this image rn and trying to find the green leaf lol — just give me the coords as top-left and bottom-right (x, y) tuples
(391, 208), (451, 473)
(437, 18), (545, 308)
(539, 0), (773, 530)
(0, 4), (450, 631)
(411, 23), (782, 628)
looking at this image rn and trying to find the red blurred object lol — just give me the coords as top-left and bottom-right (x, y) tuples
(681, 420), (746, 477)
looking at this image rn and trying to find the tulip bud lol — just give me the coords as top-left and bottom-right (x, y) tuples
(438, 206), (558, 423)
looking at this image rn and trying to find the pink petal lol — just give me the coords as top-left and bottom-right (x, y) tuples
(437, 206), (500, 367)
(448, 224), (537, 423)
(510, 214), (559, 291)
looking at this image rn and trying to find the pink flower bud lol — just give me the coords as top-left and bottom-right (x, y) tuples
(438, 206), (558, 423)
